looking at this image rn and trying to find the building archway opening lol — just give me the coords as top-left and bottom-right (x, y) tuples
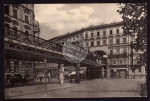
(86, 50), (108, 79)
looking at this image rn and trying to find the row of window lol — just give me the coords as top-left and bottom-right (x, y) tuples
(85, 29), (120, 38)
(86, 38), (127, 47)
(5, 23), (29, 35)
(5, 5), (30, 24)
(110, 59), (127, 65)
(110, 48), (127, 55)
(62, 34), (82, 42)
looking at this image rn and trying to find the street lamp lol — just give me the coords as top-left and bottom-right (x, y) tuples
(44, 58), (47, 89)
(102, 55), (108, 78)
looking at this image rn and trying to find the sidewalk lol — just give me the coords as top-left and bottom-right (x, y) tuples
(5, 78), (147, 98)
(5, 78), (59, 88)
(5, 80), (77, 98)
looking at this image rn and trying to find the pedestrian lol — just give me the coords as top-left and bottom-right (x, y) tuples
(48, 72), (51, 82)
(39, 76), (42, 82)
(114, 73), (116, 79)
(69, 72), (73, 83)
(23, 74), (27, 85)
(25, 74), (27, 85)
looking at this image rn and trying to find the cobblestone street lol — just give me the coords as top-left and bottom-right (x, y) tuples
(8, 78), (146, 98)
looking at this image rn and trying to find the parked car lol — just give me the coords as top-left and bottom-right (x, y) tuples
(8, 73), (30, 85)
(5, 73), (13, 83)
(68, 71), (85, 83)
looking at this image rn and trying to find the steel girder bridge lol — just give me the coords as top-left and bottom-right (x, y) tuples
(4, 28), (107, 81)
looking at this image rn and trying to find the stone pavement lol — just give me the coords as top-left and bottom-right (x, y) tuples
(5, 78), (147, 98)
(5, 80), (77, 98)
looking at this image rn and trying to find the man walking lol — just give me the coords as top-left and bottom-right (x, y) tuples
(23, 74), (27, 85)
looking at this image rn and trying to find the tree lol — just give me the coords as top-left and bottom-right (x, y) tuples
(117, 3), (147, 69)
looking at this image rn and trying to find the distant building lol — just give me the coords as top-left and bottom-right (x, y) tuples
(47, 21), (146, 79)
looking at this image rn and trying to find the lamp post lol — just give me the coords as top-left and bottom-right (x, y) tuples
(44, 58), (47, 89)
(102, 55), (108, 78)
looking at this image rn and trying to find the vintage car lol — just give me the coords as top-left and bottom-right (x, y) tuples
(5, 73), (30, 85)
(68, 71), (85, 83)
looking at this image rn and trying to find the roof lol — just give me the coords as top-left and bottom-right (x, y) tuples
(47, 21), (124, 42)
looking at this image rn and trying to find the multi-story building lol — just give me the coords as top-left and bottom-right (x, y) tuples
(47, 21), (146, 79)
(4, 4), (40, 77)
(4, 4), (40, 36)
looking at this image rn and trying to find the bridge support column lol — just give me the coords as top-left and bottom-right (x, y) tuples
(75, 63), (80, 84)
(107, 67), (110, 78)
(18, 61), (22, 73)
(141, 65), (146, 78)
(58, 64), (64, 84)
(86, 67), (90, 79)
(102, 67), (104, 79)
(10, 59), (15, 73)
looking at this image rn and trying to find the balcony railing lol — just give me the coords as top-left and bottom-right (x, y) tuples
(108, 53), (128, 58)
(4, 27), (97, 64)
(5, 27), (63, 52)
(109, 65), (127, 68)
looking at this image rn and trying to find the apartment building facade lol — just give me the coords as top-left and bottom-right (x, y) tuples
(4, 4), (40, 77)
(47, 22), (146, 79)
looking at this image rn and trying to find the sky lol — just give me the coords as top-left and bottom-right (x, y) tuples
(34, 4), (122, 40)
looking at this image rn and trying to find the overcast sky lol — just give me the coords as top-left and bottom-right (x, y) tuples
(34, 4), (122, 40)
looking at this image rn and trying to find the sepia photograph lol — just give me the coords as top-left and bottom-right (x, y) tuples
(4, 3), (147, 98)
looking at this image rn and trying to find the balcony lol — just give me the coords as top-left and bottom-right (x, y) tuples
(108, 53), (128, 58)
(109, 65), (127, 68)
(33, 27), (40, 32)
